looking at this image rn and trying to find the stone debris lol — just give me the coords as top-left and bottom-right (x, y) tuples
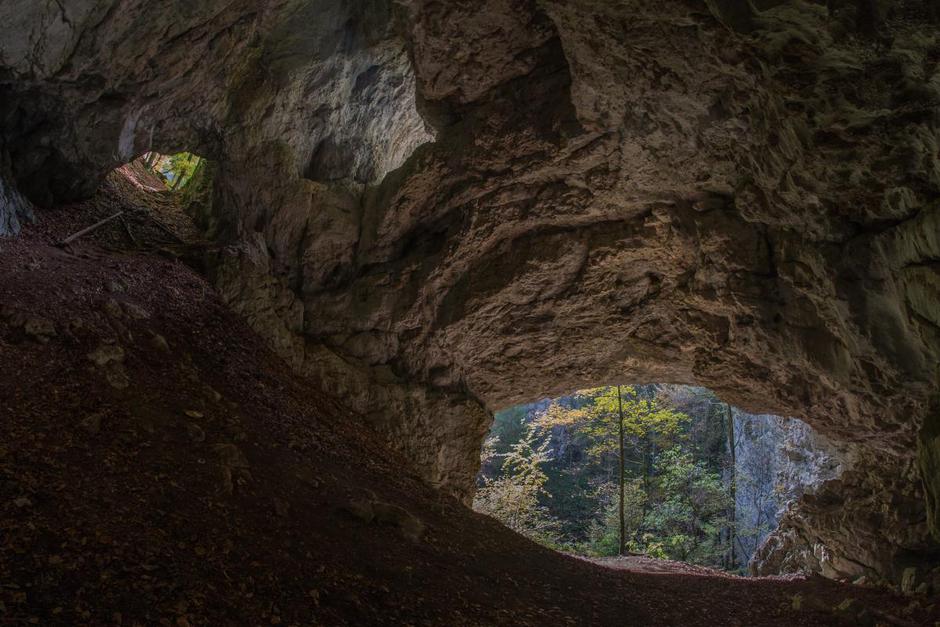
(105, 365), (130, 389)
(122, 301), (150, 320)
(901, 567), (918, 595)
(214, 443), (251, 495)
(185, 422), (206, 443)
(832, 598), (875, 627)
(102, 298), (123, 318)
(87, 343), (124, 366)
(80, 413), (103, 435)
(22, 315), (55, 342)
(343, 497), (426, 542)
(150, 333), (170, 353)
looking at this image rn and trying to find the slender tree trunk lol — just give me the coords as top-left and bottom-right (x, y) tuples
(617, 385), (626, 555)
(726, 403), (736, 569)
(190, 157), (203, 184)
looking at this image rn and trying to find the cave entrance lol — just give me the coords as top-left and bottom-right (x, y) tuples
(139, 152), (205, 191)
(473, 384), (834, 575)
(51, 152), (211, 252)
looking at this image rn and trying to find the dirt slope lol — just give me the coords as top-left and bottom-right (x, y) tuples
(0, 170), (936, 626)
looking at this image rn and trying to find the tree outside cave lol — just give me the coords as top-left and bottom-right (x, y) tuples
(141, 151), (204, 191)
(473, 384), (802, 574)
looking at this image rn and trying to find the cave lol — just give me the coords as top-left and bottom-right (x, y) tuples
(0, 1), (938, 625)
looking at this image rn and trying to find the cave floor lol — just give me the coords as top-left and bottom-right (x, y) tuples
(0, 170), (937, 625)
(585, 555), (745, 577)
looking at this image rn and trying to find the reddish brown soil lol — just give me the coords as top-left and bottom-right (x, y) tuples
(0, 168), (937, 626)
(586, 555), (744, 577)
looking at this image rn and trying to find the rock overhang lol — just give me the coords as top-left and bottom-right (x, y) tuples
(0, 0), (939, 585)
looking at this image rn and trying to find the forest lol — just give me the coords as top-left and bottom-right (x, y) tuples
(142, 152), (204, 190)
(474, 385), (803, 573)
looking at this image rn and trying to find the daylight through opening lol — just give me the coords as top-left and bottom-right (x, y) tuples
(474, 384), (838, 576)
(140, 151), (205, 191)
(49, 152), (212, 253)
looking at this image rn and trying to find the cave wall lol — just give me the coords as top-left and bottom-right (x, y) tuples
(1, 0), (939, 584)
(0, 0), (430, 207)
(750, 417), (938, 587)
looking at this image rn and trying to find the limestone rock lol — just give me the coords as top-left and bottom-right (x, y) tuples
(122, 302), (150, 320)
(87, 344), (124, 367)
(343, 497), (426, 542)
(0, 144), (33, 236)
(102, 299), (123, 319)
(105, 365), (130, 390)
(80, 413), (103, 435)
(185, 423), (206, 443)
(901, 567), (918, 595)
(150, 334), (170, 353)
(1, 0), (939, 586)
(22, 316), (55, 343)
(106, 280), (127, 294)
(214, 443), (251, 495)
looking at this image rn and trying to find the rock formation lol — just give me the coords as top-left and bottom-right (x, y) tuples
(748, 417), (936, 586)
(1, 0), (938, 586)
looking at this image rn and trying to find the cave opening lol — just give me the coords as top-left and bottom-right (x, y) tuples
(44, 151), (213, 254)
(138, 151), (206, 192)
(474, 383), (835, 576)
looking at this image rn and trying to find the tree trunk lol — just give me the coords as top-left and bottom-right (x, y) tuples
(726, 403), (736, 569)
(643, 438), (652, 514)
(617, 385), (625, 555)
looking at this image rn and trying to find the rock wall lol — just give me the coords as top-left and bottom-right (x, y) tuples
(0, 0), (430, 208)
(0, 150), (32, 236)
(752, 418), (940, 591)
(749, 419), (851, 576)
(733, 412), (790, 568)
(1, 0), (939, 582)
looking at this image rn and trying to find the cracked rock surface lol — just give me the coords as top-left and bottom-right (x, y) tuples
(1, 0), (939, 584)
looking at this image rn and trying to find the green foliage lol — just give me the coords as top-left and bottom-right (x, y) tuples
(642, 448), (731, 564)
(490, 406), (528, 457)
(473, 426), (560, 545)
(153, 152), (203, 190)
(535, 386), (687, 461)
(534, 386), (690, 555)
(575, 449), (729, 565)
(585, 479), (646, 556)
